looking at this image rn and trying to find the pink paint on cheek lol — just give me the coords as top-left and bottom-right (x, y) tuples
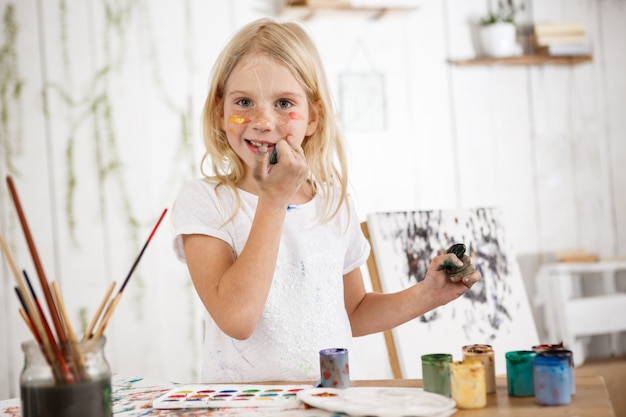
(288, 111), (305, 120)
(227, 114), (251, 125)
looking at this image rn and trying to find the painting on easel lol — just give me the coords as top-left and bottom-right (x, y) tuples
(366, 207), (539, 378)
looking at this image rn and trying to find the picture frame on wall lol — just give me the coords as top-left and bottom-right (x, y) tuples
(338, 72), (387, 131)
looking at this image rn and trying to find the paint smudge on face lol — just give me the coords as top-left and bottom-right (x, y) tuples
(228, 114), (251, 125)
(288, 111), (305, 120)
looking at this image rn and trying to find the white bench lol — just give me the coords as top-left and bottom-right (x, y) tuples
(534, 262), (626, 366)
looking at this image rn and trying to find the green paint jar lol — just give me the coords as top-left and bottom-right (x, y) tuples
(421, 353), (453, 397)
(505, 350), (536, 396)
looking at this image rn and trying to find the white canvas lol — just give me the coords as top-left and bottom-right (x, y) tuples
(366, 207), (539, 378)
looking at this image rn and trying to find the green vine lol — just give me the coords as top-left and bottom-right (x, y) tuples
(3, 0), (199, 378)
(47, 0), (197, 352)
(0, 3), (23, 177)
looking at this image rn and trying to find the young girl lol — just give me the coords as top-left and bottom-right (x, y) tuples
(172, 18), (481, 383)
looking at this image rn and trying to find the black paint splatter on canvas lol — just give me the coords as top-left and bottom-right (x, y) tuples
(373, 208), (517, 340)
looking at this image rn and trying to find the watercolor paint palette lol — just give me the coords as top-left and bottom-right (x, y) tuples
(152, 384), (312, 409)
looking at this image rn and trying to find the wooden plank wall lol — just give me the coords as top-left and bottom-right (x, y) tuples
(1, 0), (624, 398)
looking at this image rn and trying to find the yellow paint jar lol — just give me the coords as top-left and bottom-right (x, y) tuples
(450, 359), (487, 409)
(462, 344), (496, 393)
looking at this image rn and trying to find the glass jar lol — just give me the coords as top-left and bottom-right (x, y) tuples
(421, 353), (453, 397)
(450, 359), (486, 409)
(505, 350), (536, 397)
(20, 337), (112, 417)
(462, 344), (495, 394)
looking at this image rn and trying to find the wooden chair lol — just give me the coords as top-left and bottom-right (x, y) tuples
(535, 261), (626, 366)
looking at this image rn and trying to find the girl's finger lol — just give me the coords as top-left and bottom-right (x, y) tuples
(252, 143), (269, 181)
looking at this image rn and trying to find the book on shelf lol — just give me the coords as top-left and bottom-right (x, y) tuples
(533, 22), (586, 37)
(533, 33), (588, 46)
(532, 21), (589, 56)
(535, 43), (591, 56)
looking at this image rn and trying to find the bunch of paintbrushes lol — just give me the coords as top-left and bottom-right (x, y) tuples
(0, 175), (167, 384)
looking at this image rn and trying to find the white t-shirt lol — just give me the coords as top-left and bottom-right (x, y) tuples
(171, 178), (370, 382)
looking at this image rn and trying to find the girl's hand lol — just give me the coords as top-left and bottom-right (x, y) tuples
(421, 253), (482, 307)
(252, 135), (308, 203)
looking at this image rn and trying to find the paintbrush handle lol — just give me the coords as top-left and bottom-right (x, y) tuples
(1, 233), (71, 382)
(93, 292), (122, 339)
(18, 308), (40, 343)
(51, 282), (78, 343)
(1, 235), (44, 340)
(16, 307), (62, 380)
(52, 281), (88, 380)
(83, 281), (116, 341)
(90, 209), (167, 339)
(119, 208), (168, 293)
(16, 308), (69, 383)
(6, 176), (69, 345)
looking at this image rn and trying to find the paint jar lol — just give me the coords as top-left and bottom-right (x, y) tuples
(531, 342), (564, 353)
(20, 337), (112, 417)
(532, 345), (575, 395)
(421, 353), (453, 397)
(505, 350), (536, 396)
(533, 351), (571, 406)
(462, 344), (496, 394)
(319, 348), (350, 389)
(449, 360), (486, 409)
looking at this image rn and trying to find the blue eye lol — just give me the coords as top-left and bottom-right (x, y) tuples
(276, 99), (292, 109)
(236, 98), (252, 107)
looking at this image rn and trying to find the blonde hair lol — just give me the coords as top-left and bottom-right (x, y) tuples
(201, 18), (348, 222)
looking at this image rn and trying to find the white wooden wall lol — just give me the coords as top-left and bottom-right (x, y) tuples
(1, 0), (625, 399)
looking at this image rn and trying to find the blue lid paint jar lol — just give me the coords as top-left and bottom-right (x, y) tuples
(505, 350), (536, 397)
(533, 351), (571, 406)
(532, 345), (575, 395)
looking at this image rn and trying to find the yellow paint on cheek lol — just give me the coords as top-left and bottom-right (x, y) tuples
(228, 114), (250, 125)
(228, 128), (235, 135)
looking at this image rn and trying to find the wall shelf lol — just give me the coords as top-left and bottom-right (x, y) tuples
(449, 54), (592, 66)
(280, 3), (417, 20)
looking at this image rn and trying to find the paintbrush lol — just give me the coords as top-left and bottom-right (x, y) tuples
(13, 287), (63, 379)
(93, 208), (168, 338)
(51, 281), (88, 380)
(18, 307), (39, 343)
(82, 281), (116, 341)
(6, 176), (70, 347)
(14, 288), (41, 344)
(0, 231), (73, 383)
(22, 271), (76, 383)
